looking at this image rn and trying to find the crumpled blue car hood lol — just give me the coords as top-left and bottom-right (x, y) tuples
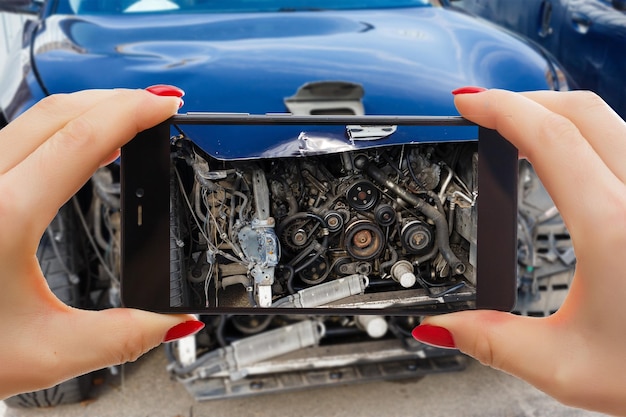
(32, 7), (551, 155)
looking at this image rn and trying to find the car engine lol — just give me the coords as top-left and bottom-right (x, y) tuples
(170, 135), (478, 310)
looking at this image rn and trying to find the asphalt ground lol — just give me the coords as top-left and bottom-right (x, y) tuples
(1, 346), (607, 417)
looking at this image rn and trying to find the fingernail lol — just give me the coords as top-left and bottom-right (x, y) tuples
(145, 84), (185, 98)
(163, 320), (204, 343)
(411, 324), (456, 349)
(452, 86), (487, 95)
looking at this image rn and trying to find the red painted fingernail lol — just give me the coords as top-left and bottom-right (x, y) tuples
(145, 84), (185, 98)
(452, 86), (487, 95)
(411, 324), (456, 349)
(163, 320), (204, 343)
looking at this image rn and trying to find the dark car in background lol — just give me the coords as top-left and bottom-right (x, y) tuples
(1, 0), (574, 408)
(454, 0), (626, 119)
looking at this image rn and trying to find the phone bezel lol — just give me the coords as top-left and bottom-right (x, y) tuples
(121, 114), (518, 315)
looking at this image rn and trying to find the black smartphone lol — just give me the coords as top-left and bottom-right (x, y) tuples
(121, 113), (517, 315)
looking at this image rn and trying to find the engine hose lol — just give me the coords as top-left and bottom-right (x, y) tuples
(216, 314), (229, 347)
(231, 191), (248, 223)
(323, 326), (364, 338)
(379, 244), (398, 272)
(193, 183), (207, 224)
(277, 212), (326, 238)
(420, 190), (445, 215)
(279, 264), (296, 294)
(293, 239), (328, 274)
(354, 156), (466, 275)
(220, 275), (250, 289)
(192, 163), (219, 191)
(387, 318), (424, 352)
(228, 177), (241, 232)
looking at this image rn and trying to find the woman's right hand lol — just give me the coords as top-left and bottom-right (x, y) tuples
(412, 89), (626, 416)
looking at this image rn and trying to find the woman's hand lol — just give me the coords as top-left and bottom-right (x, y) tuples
(0, 88), (201, 400)
(412, 89), (626, 415)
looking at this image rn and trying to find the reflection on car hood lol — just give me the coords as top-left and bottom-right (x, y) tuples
(33, 8), (549, 153)
(35, 8), (552, 111)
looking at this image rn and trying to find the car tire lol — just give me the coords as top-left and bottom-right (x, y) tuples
(4, 201), (92, 408)
(4, 377), (92, 408)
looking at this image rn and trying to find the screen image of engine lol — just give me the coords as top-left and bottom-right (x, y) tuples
(169, 134), (478, 310)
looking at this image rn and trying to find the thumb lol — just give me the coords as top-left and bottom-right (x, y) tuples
(14, 308), (202, 395)
(60, 308), (203, 372)
(413, 311), (564, 391)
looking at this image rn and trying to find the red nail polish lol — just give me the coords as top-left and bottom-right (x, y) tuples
(145, 84), (185, 98)
(163, 320), (204, 343)
(451, 86), (487, 95)
(411, 324), (456, 349)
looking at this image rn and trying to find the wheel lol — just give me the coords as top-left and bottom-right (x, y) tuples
(4, 201), (92, 408)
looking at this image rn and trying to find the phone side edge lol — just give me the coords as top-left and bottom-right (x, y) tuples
(476, 127), (518, 311)
(120, 122), (171, 310)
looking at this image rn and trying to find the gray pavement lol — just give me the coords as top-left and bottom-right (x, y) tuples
(1, 346), (607, 417)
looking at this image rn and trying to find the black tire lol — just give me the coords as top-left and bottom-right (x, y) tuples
(5, 202), (92, 408)
(4, 377), (91, 408)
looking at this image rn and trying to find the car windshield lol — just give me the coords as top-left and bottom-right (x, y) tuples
(65, 0), (433, 14)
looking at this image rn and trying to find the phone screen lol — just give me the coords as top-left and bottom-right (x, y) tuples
(121, 114), (517, 314)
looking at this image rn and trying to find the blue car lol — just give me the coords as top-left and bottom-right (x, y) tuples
(0, 0), (574, 408)
(455, 0), (626, 119)
(1, 0), (572, 121)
